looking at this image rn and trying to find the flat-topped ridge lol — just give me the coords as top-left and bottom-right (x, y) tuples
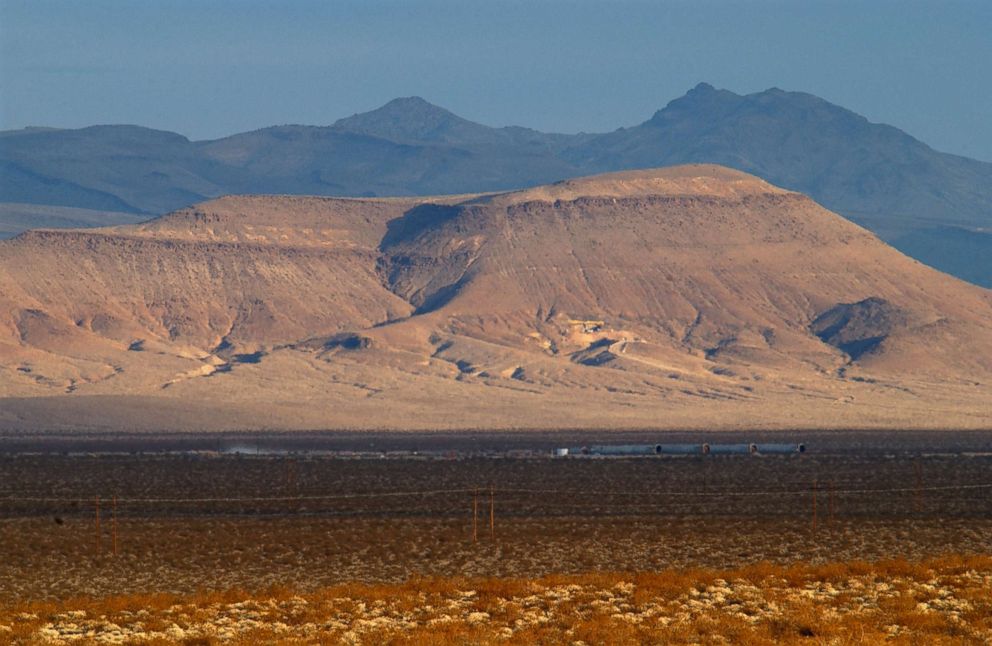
(479, 165), (794, 207)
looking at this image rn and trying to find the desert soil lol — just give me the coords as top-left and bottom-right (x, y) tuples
(2, 446), (990, 601)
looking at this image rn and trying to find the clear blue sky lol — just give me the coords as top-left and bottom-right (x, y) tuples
(2, 0), (990, 160)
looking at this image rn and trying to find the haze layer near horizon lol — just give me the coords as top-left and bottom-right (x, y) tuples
(1, 0), (990, 161)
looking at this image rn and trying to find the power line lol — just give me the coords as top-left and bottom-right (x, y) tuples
(1, 483), (990, 505)
(0, 488), (478, 504)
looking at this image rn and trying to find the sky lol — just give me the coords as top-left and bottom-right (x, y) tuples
(2, 0), (991, 161)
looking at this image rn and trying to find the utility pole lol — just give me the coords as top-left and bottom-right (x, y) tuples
(811, 479), (818, 534)
(112, 495), (119, 557)
(828, 480), (835, 524)
(95, 496), (101, 556)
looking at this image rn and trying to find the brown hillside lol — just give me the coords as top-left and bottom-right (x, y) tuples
(1, 165), (990, 431)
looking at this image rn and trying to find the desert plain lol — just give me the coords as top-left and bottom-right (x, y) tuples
(2, 431), (992, 643)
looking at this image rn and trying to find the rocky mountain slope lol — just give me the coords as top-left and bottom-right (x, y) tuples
(2, 86), (990, 286)
(0, 165), (989, 431)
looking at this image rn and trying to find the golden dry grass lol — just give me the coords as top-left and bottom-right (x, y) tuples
(2, 555), (990, 644)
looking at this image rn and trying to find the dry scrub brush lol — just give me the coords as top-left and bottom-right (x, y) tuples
(1, 554), (990, 644)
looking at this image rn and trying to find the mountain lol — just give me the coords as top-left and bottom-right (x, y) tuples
(889, 226), (992, 289)
(332, 96), (568, 147)
(568, 83), (992, 232)
(0, 203), (145, 239)
(0, 125), (226, 214)
(1, 165), (990, 431)
(1, 85), (991, 286)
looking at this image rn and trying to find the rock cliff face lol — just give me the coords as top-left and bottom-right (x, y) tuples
(1, 165), (990, 431)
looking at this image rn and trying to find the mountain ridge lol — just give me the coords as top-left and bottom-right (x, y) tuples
(1, 165), (990, 431)
(1, 84), (991, 287)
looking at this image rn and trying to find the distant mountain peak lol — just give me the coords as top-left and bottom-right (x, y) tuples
(379, 96), (445, 110)
(332, 96), (474, 142)
(366, 96), (458, 121)
(647, 83), (878, 131)
(650, 83), (742, 123)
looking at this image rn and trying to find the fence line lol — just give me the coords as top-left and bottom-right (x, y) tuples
(1, 482), (991, 505)
(492, 483), (992, 497)
(0, 488), (479, 504)
(4, 478), (990, 560)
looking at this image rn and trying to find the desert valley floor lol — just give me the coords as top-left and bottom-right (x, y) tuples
(1, 431), (991, 643)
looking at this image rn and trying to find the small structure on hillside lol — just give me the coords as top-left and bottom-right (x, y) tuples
(568, 319), (605, 333)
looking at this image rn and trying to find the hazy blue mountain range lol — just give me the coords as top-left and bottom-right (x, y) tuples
(1, 84), (990, 286)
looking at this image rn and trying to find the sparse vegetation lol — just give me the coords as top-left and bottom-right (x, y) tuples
(2, 447), (990, 642)
(2, 556), (990, 643)
(2, 450), (991, 598)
